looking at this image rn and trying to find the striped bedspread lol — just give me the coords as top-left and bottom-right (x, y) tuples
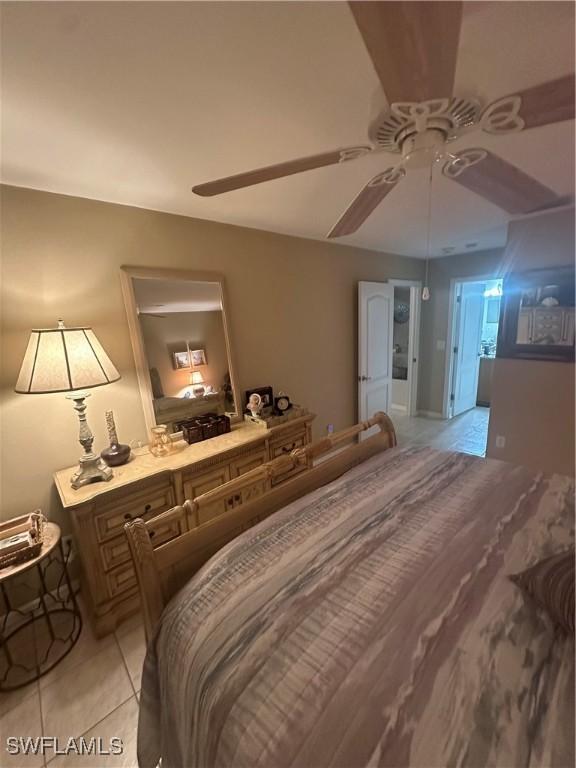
(138, 446), (574, 768)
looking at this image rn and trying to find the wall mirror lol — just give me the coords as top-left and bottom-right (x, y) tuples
(121, 267), (241, 434)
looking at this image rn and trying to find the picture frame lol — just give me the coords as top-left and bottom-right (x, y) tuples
(497, 266), (575, 362)
(172, 350), (191, 370)
(244, 386), (274, 412)
(189, 348), (207, 367)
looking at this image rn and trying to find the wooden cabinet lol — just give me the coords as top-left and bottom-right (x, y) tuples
(54, 415), (314, 636)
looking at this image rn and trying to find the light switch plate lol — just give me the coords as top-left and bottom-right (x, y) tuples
(436, 339), (446, 351)
(495, 435), (506, 449)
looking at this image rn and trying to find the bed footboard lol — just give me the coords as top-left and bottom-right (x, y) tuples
(125, 411), (396, 640)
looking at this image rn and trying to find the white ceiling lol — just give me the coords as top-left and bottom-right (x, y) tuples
(1, 1), (574, 258)
(133, 278), (222, 314)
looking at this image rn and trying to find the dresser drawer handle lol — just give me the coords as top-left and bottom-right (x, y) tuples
(149, 530), (156, 539)
(124, 513), (133, 521)
(144, 504), (152, 513)
(281, 443), (297, 454)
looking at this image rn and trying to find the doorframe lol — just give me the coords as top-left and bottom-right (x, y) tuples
(388, 279), (422, 417)
(441, 274), (498, 419)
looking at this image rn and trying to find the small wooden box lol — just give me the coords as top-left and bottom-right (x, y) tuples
(0, 512), (45, 570)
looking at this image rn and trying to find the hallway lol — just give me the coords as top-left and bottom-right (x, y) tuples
(391, 407), (490, 458)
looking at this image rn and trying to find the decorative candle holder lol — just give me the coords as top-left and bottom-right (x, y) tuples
(100, 411), (131, 467)
(149, 425), (172, 458)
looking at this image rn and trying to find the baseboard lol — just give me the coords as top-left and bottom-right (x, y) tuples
(417, 410), (444, 419)
(390, 404), (408, 413)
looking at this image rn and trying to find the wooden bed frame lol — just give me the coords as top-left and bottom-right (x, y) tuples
(124, 412), (397, 640)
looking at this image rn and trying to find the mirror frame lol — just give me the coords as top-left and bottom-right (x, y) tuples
(120, 266), (242, 434)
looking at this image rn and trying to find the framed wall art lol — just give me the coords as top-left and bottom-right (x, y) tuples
(497, 266), (575, 362)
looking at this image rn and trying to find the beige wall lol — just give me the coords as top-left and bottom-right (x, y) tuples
(417, 247), (505, 414)
(0, 185), (423, 530)
(140, 310), (228, 398)
(486, 208), (575, 475)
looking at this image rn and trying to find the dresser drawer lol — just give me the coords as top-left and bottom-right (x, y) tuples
(228, 449), (269, 507)
(94, 485), (175, 542)
(269, 429), (308, 485)
(183, 464), (231, 526)
(106, 561), (137, 598)
(229, 449), (267, 478)
(270, 432), (306, 459)
(100, 511), (187, 572)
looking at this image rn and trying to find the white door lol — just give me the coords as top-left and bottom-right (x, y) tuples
(452, 282), (485, 416)
(358, 281), (394, 439)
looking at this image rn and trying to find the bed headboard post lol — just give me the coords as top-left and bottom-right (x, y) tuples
(124, 517), (165, 641)
(374, 411), (397, 446)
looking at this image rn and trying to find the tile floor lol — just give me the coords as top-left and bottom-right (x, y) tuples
(391, 406), (490, 457)
(1, 407), (489, 767)
(0, 604), (145, 768)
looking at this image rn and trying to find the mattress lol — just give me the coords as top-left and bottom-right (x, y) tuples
(138, 446), (574, 768)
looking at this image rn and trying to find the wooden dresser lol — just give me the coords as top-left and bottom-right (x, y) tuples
(54, 414), (314, 635)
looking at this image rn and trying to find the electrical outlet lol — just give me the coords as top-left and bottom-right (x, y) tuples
(61, 534), (76, 562)
(495, 435), (506, 449)
(327, 424), (334, 434)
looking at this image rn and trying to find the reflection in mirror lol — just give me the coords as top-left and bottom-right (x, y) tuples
(130, 275), (237, 433)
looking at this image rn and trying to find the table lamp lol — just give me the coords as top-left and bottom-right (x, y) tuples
(15, 321), (121, 489)
(190, 370), (205, 397)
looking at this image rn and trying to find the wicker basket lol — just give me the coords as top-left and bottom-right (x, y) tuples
(0, 511), (45, 571)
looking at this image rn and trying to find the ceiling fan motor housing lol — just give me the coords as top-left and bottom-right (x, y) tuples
(373, 97), (480, 155)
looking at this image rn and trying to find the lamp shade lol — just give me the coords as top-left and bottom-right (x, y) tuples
(15, 323), (120, 394)
(190, 370), (205, 385)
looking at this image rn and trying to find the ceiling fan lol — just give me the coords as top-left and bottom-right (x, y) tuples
(191, 1), (574, 239)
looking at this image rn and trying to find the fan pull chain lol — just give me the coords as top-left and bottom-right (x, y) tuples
(422, 161), (434, 301)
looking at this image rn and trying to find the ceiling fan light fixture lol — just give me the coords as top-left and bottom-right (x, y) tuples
(401, 128), (447, 169)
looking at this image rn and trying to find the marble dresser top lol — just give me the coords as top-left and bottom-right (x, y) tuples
(54, 420), (268, 508)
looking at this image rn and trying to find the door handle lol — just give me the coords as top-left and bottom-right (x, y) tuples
(359, 375), (372, 382)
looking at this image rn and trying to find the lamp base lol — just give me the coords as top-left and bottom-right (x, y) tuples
(70, 454), (113, 490)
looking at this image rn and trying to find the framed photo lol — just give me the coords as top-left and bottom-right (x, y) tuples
(190, 348), (207, 367)
(497, 266), (575, 362)
(172, 350), (191, 370)
(245, 386), (273, 412)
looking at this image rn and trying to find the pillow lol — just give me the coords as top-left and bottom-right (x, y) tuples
(510, 549), (574, 635)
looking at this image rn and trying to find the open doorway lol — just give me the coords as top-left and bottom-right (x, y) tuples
(441, 276), (503, 451)
(389, 280), (421, 417)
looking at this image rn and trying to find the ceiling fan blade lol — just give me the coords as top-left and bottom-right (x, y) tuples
(443, 149), (562, 214)
(482, 75), (575, 133)
(327, 167), (405, 239)
(192, 146), (372, 196)
(349, 1), (462, 104)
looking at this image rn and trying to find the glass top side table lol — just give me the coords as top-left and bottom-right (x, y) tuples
(0, 522), (82, 691)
